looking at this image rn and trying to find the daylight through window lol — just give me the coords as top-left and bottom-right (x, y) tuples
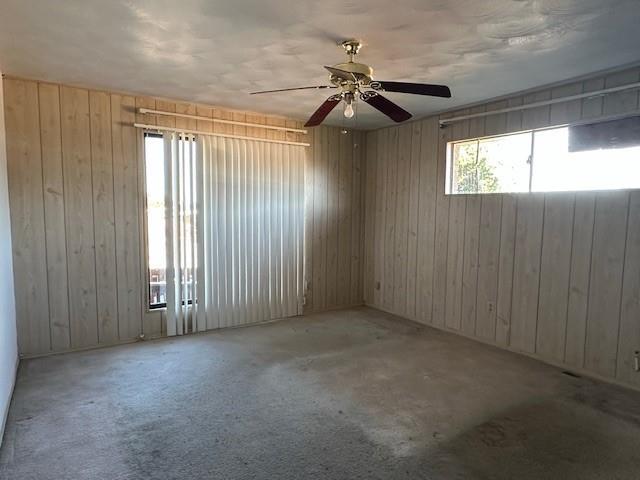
(446, 118), (640, 194)
(144, 132), (196, 309)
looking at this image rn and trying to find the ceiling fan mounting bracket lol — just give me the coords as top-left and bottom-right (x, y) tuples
(340, 39), (362, 60)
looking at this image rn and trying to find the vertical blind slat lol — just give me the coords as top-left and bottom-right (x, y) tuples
(163, 133), (303, 336)
(164, 133), (176, 336)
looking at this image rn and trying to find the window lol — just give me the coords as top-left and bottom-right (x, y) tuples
(144, 132), (196, 309)
(446, 116), (640, 194)
(145, 133), (166, 308)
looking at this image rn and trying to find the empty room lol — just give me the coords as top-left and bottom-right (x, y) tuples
(1, 1), (640, 478)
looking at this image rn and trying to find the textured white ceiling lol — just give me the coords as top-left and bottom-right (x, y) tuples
(1, 0), (639, 129)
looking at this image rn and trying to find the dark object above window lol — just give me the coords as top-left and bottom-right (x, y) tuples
(569, 115), (640, 152)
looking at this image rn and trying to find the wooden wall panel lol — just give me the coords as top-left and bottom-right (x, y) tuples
(584, 192), (629, 377)
(617, 191), (640, 388)
(337, 131), (352, 307)
(5, 77), (362, 355)
(362, 65), (640, 390)
(38, 83), (70, 351)
(461, 196), (480, 335)
(112, 94), (143, 341)
(373, 129), (387, 307)
(89, 91), (118, 344)
(431, 126), (450, 328)
(393, 126), (411, 317)
(60, 86), (99, 349)
(351, 131), (364, 305)
(536, 194), (574, 361)
(362, 132), (377, 305)
(475, 195), (501, 340)
(4, 78), (50, 355)
(445, 197), (465, 330)
(325, 128), (339, 309)
(405, 122), (421, 319)
(495, 195), (517, 346)
(564, 193), (595, 367)
(383, 127), (398, 311)
(415, 119), (438, 324)
(510, 195), (544, 353)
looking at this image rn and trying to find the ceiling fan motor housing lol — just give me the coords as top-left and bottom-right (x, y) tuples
(329, 62), (374, 86)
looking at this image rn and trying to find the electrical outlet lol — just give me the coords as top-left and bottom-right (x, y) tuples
(487, 301), (495, 313)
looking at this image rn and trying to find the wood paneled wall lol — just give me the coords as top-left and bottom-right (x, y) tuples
(363, 66), (640, 389)
(304, 126), (365, 313)
(3, 77), (364, 356)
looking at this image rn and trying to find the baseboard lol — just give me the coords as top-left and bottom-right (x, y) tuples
(0, 353), (18, 448)
(363, 303), (640, 394)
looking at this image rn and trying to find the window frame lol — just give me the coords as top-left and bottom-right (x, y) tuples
(142, 132), (166, 310)
(445, 116), (640, 196)
(142, 131), (196, 311)
(446, 129), (535, 196)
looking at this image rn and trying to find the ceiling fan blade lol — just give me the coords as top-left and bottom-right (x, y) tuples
(371, 81), (451, 98)
(324, 66), (357, 82)
(304, 94), (343, 127)
(250, 85), (336, 95)
(360, 91), (412, 123)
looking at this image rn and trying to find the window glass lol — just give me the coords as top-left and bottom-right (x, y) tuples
(532, 127), (640, 192)
(451, 140), (478, 193)
(447, 119), (640, 195)
(448, 132), (531, 194)
(478, 133), (531, 193)
(144, 134), (166, 307)
(145, 133), (197, 308)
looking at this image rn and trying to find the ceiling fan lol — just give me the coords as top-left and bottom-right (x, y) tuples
(250, 40), (452, 127)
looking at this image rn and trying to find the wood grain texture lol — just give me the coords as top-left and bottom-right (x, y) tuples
(415, 119), (438, 325)
(393, 125), (411, 316)
(564, 193), (595, 367)
(325, 128), (339, 309)
(361, 65), (640, 390)
(431, 127), (450, 328)
(510, 194), (544, 353)
(296, 124), (366, 314)
(617, 191), (640, 387)
(362, 132), (377, 304)
(6, 77), (356, 355)
(373, 129), (388, 308)
(406, 121), (422, 319)
(461, 196), (480, 335)
(350, 131), (363, 306)
(112, 94), (143, 340)
(536, 194), (574, 361)
(475, 195), (501, 340)
(90, 91), (119, 344)
(495, 195), (517, 346)
(337, 130), (352, 307)
(584, 192), (629, 377)
(383, 127), (398, 311)
(60, 86), (98, 348)
(4, 78), (51, 355)
(38, 83), (70, 351)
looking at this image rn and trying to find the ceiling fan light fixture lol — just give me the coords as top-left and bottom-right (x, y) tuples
(343, 101), (354, 119)
(343, 92), (355, 119)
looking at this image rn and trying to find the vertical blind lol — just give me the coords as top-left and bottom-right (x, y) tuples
(163, 132), (305, 336)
